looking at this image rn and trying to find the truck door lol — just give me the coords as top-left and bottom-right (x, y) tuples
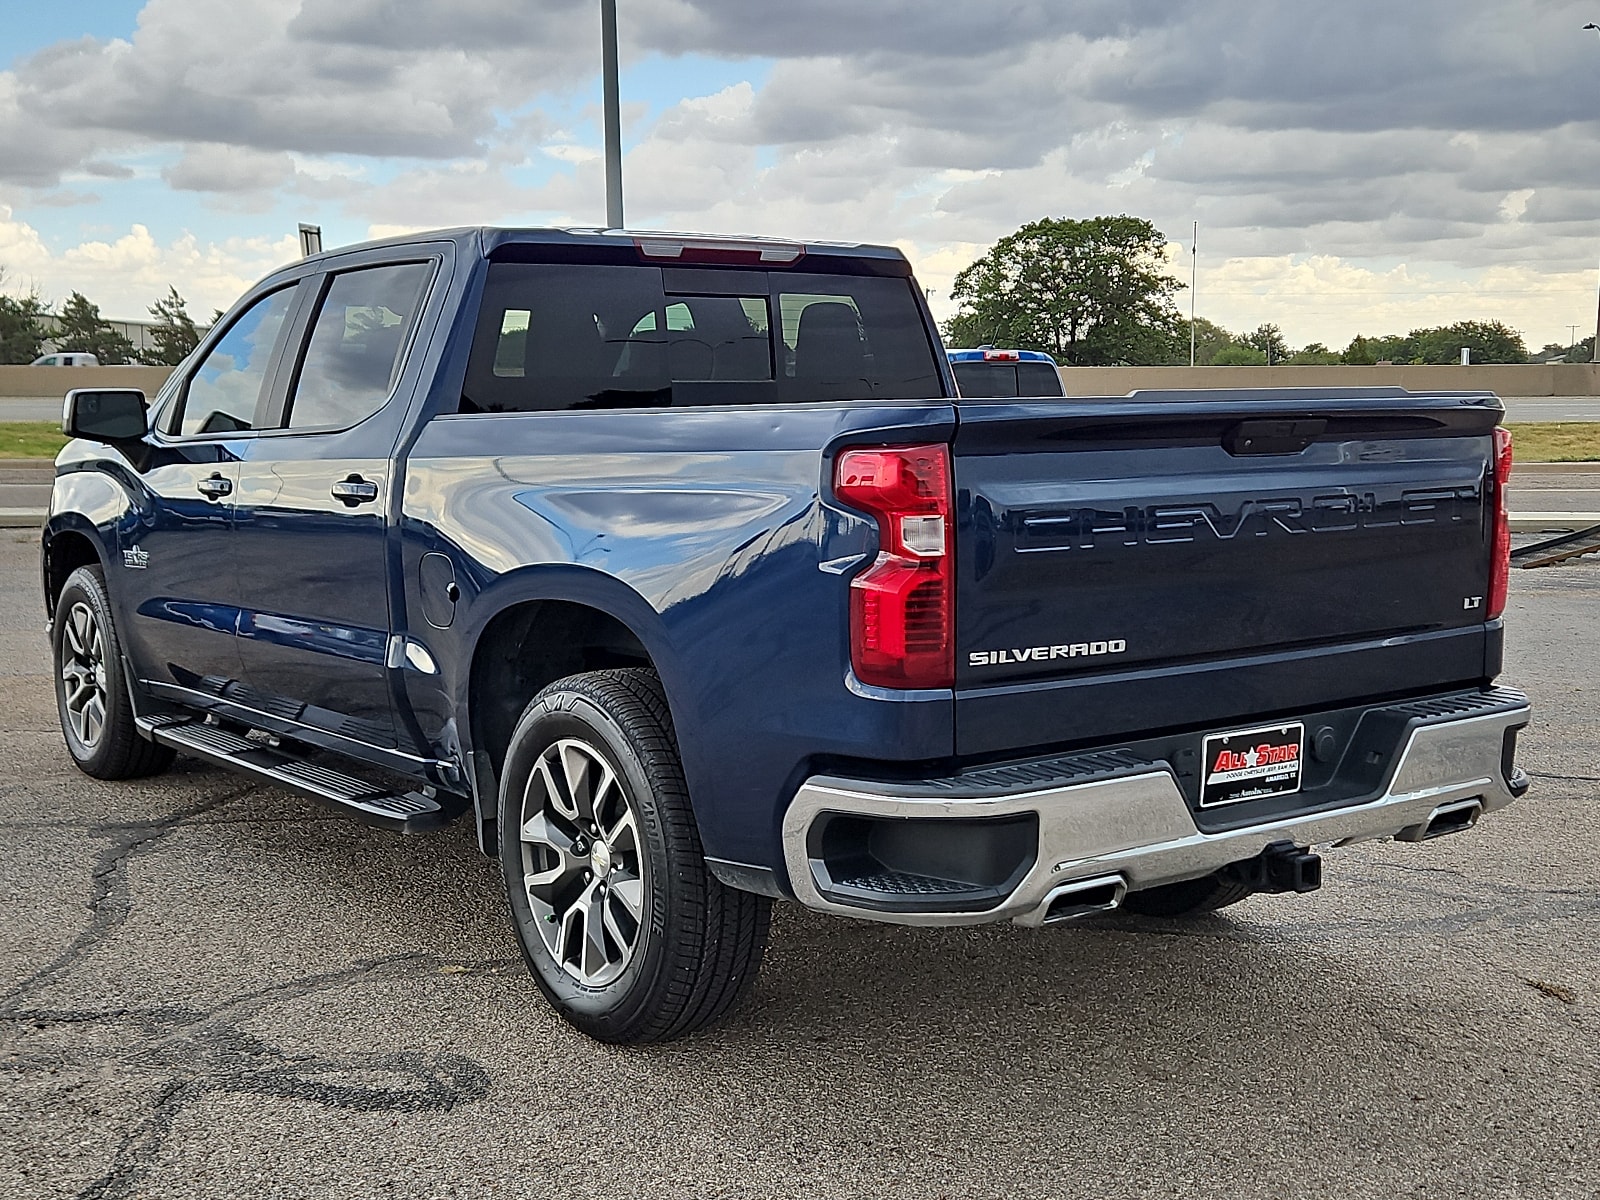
(230, 259), (437, 750)
(120, 284), (301, 700)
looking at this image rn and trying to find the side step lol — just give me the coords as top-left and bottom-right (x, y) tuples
(140, 717), (462, 833)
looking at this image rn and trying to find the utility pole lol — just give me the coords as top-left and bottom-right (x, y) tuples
(1582, 28), (1598, 359)
(601, 0), (624, 230)
(1190, 220), (1198, 367)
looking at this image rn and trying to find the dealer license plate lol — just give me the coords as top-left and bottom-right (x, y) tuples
(1200, 722), (1305, 808)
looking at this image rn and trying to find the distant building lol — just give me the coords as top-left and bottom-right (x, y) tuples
(40, 316), (209, 361)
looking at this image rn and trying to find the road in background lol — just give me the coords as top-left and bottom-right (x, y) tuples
(1, 532), (1596, 1199)
(1500, 396), (1600, 422)
(0, 462), (51, 524)
(0, 398), (61, 422)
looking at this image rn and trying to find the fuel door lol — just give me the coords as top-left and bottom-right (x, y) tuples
(419, 552), (459, 629)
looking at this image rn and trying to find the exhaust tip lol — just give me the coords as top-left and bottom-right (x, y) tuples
(1038, 875), (1127, 925)
(1397, 797), (1483, 842)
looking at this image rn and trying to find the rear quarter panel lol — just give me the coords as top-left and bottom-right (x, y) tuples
(398, 401), (958, 870)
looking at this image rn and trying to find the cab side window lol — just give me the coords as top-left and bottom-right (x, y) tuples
(284, 263), (432, 431)
(171, 287), (297, 437)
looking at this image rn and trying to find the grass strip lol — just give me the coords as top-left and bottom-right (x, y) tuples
(0, 422), (69, 459)
(3, 419), (1598, 461)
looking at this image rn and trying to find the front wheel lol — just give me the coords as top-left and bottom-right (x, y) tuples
(52, 565), (174, 780)
(498, 668), (769, 1043)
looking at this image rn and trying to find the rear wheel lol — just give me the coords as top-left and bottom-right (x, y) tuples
(53, 565), (174, 780)
(498, 668), (769, 1043)
(1121, 871), (1255, 917)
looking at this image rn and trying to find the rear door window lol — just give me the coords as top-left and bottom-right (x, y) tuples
(284, 262), (432, 431)
(461, 263), (940, 412)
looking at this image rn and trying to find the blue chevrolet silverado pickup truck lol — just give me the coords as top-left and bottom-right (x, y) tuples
(43, 227), (1530, 1042)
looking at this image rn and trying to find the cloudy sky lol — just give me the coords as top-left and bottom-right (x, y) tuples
(2, 0), (1599, 351)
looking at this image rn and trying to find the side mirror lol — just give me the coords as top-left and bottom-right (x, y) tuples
(62, 388), (149, 443)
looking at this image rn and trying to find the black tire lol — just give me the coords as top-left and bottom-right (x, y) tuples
(52, 565), (175, 780)
(1121, 871), (1255, 917)
(498, 668), (770, 1044)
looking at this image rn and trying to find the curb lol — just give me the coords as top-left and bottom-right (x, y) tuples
(1517, 461), (1600, 475)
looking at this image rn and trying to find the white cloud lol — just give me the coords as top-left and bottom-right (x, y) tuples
(1187, 254), (1598, 350)
(0, 207), (298, 320)
(0, 0), (1597, 347)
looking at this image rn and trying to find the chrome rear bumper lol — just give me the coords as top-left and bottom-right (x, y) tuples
(781, 690), (1530, 927)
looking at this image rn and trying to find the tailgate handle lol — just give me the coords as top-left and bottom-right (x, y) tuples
(1223, 418), (1327, 456)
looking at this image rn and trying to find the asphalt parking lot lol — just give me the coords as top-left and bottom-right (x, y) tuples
(1, 530), (1597, 1200)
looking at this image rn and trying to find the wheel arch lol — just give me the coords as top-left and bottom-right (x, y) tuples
(458, 566), (684, 853)
(41, 517), (111, 622)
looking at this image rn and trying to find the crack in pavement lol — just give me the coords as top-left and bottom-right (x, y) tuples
(4, 956), (502, 1200)
(0, 778), (504, 1199)
(76, 1042), (490, 1200)
(0, 784), (266, 1012)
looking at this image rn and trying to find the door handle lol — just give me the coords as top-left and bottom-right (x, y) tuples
(196, 474), (232, 499)
(331, 475), (380, 506)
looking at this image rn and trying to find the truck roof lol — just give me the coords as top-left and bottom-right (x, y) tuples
(297, 226), (911, 269)
(946, 347), (1060, 365)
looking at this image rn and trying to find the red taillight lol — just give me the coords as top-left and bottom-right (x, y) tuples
(983, 350), (1020, 361)
(835, 444), (953, 689)
(1488, 426), (1513, 620)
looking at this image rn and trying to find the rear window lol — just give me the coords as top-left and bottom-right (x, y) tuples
(1018, 361), (1064, 396)
(952, 360), (1064, 398)
(459, 264), (941, 412)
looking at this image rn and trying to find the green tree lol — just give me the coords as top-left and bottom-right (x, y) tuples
(941, 312), (992, 349)
(143, 286), (201, 366)
(946, 215), (1185, 365)
(1287, 342), (1341, 365)
(54, 291), (135, 365)
(1211, 344), (1268, 366)
(1186, 317), (1241, 365)
(1342, 333), (1415, 364)
(1409, 320), (1527, 365)
(1242, 323), (1290, 364)
(0, 271), (51, 364)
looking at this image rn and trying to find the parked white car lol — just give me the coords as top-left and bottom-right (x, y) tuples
(31, 352), (100, 367)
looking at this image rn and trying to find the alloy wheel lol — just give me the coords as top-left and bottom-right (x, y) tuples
(518, 737), (648, 987)
(59, 601), (109, 750)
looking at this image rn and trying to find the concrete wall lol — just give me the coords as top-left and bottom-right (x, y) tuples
(0, 366), (174, 399)
(1054, 362), (1600, 397)
(4, 361), (1599, 404)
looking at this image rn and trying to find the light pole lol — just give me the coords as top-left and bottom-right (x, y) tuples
(601, 0), (624, 229)
(1189, 220), (1198, 367)
(1589, 26), (1600, 360)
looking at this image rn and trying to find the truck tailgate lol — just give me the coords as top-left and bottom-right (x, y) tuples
(952, 389), (1501, 756)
